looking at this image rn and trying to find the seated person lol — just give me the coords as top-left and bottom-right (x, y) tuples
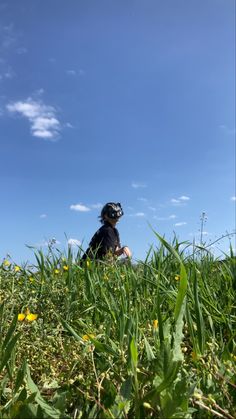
(82, 202), (132, 261)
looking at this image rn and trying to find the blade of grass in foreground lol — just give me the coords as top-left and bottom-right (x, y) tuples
(150, 229), (188, 322)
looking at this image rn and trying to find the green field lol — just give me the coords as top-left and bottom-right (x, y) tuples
(0, 234), (235, 418)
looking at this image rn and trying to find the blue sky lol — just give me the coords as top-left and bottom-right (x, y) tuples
(0, 0), (235, 263)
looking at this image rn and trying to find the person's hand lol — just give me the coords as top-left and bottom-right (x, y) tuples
(122, 246), (132, 258)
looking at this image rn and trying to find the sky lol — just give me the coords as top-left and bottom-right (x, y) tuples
(0, 0), (235, 264)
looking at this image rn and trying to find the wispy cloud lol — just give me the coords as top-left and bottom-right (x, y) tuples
(70, 203), (91, 212)
(174, 222), (187, 227)
(154, 214), (176, 221)
(179, 195), (190, 201)
(132, 212), (145, 217)
(170, 195), (190, 205)
(68, 238), (81, 247)
(131, 182), (147, 189)
(6, 98), (61, 140)
(90, 203), (103, 209)
(66, 69), (76, 76)
(138, 197), (148, 202)
(219, 124), (236, 136)
(39, 214), (47, 218)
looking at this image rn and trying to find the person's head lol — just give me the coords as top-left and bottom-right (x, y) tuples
(99, 202), (124, 225)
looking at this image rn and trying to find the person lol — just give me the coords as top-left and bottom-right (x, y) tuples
(81, 202), (132, 261)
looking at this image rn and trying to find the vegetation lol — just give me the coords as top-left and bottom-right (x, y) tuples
(0, 234), (235, 418)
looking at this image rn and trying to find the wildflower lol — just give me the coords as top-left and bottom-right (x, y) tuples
(143, 402), (152, 410)
(82, 333), (95, 342)
(26, 313), (38, 322)
(175, 275), (180, 281)
(63, 265), (69, 271)
(3, 260), (10, 267)
(54, 269), (60, 274)
(153, 319), (158, 330)
(29, 277), (34, 283)
(191, 351), (198, 361)
(14, 266), (21, 272)
(18, 313), (25, 321)
(86, 260), (90, 268)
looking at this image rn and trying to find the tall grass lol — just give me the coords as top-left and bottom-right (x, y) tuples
(0, 233), (235, 418)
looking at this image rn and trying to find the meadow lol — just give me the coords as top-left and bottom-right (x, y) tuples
(0, 233), (235, 418)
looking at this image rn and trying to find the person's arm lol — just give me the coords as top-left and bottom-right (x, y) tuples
(114, 246), (132, 258)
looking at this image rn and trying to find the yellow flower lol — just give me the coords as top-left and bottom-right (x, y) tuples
(26, 313), (38, 322)
(3, 260), (10, 267)
(29, 277), (34, 282)
(86, 260), (90, 268)
(191, 351), (198, 361)
(18, 313), (25, 321)
(82, 333), (95, 342)
(175, 275), (180, 281)
(153, 319), (159, 330)
(14, 266), (21, 272)
(63, 265), (69, 271)
(54, 269), (60, 274)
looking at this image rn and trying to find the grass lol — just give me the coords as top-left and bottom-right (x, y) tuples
(0, 234), (235, 418)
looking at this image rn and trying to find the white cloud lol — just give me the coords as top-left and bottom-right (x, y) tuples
(134, 212), (145, 217)
(171, 196), (190, 205)
(138, 197), (148, 202)
(6, 98), (61, 140)
(70, 203), (90, 212)
(66, 70), (76, 76)
(40, 214), (47, 218)
(179, 195), (190, 201)
(36, 238), (60, 247)
(171, 198), (180, 204)
(131, 182), (147, 189)
(231, 196), (236, 201)
(174, 222), (187, 227)
(68, 238), (81, 247)
(154, 214), (177, 221)
(90, 203), (103, 209)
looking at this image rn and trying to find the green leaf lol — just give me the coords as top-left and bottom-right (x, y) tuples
(174, 264), (188, 323)
(144, 336), (155, 361)
(120, 376), (132, 400)
(130, 338), (138, 368)
(0, 333), (20, 374)
(25, 363), (61, 419)
(14, 358), (27, 394)
(2, 313), (18, 349)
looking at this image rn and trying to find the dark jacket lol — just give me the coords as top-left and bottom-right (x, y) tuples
(82, 221), (121, 260)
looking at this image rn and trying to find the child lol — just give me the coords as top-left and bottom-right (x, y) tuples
(82, 202), (132, 260)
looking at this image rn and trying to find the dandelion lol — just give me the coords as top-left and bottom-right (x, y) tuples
(82, 334), (95, 342)
(63, 265), (69, 271)
(153, 319), (158, 330)
(175, 275), (180, 281)
(26, 313), (38, 322)
(14, 266), (21, 272)
(54, 269), (60, 274)
(3, 260), (10, 267)
(18, 313), (25, 321)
